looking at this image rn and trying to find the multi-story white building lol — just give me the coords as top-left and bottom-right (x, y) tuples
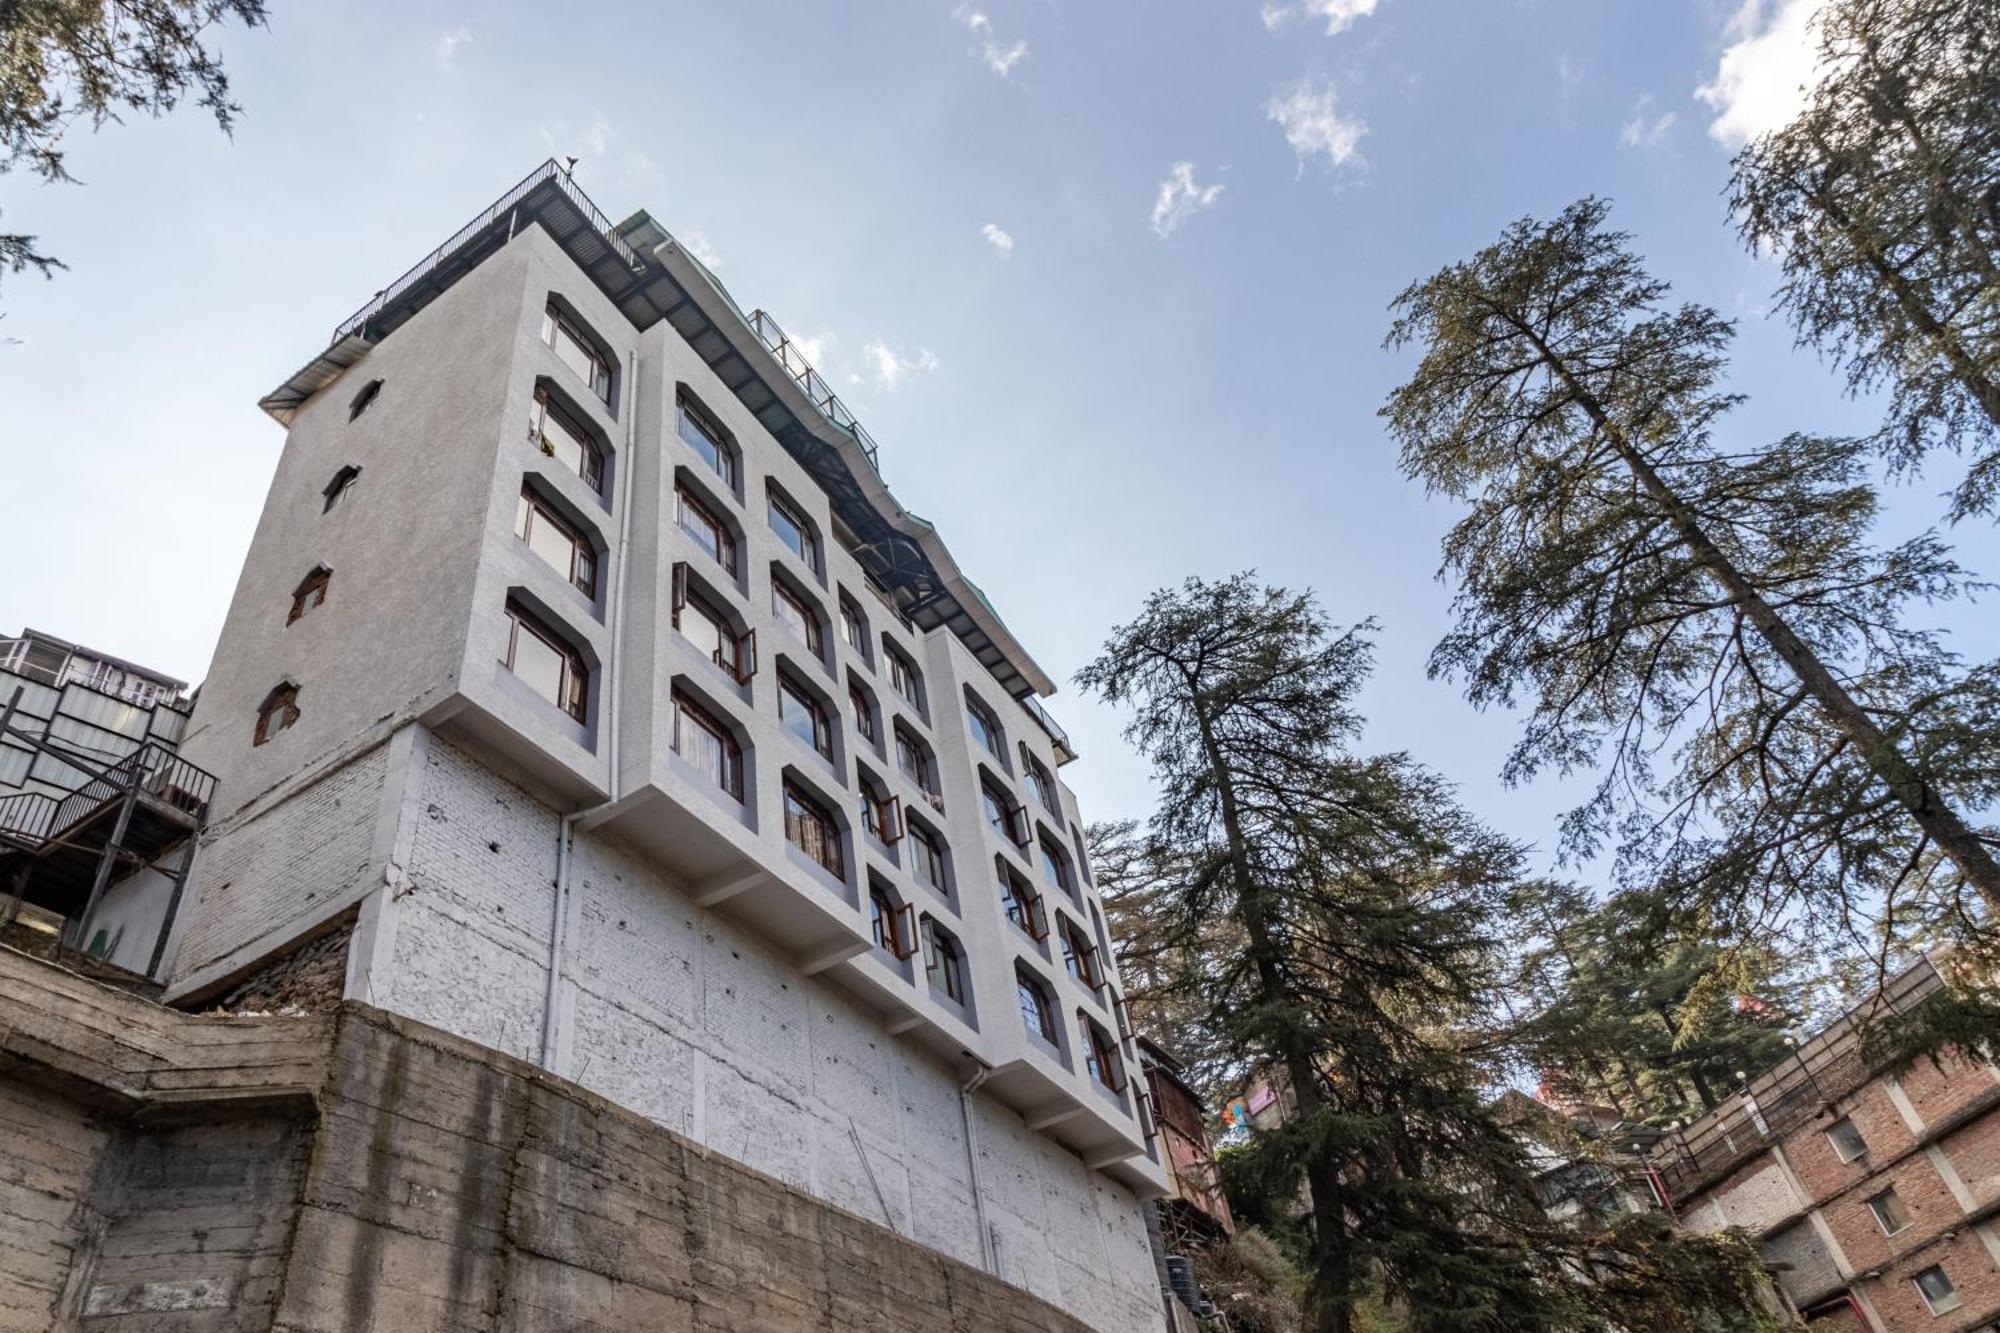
(152, 161), (1169, 1333)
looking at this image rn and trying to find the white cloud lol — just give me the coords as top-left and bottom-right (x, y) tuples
(791, 330), (832, 368)
(1556, 54), (1583, 99)
(957, 8), (1028, 76)
(864, 340), (939, 391)
(1265, 81), (1367, 174)
(682, 230), (723, 270)
(436, 27), (472, 68)
(1619, 95), (1678, 149)
(1697, 0), (1831, 147)
(981, 223), (1015, 256)
(1150, 164), (1225, 238)
(580, 113), (612, 158)
(1260, 0), (1380, 36)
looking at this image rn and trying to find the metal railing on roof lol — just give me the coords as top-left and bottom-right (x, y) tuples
(748, 310), (881, 475)
(1019, 693), (1075, 762)
(331, 160), (642, 346)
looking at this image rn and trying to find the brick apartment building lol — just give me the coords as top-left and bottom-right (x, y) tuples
(1652, 957), (2000, 1330)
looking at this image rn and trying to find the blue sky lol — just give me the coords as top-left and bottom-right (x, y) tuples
(4, 0), (1995, 879)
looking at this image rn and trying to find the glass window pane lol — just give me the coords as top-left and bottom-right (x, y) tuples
(679, 601), (724, 660)
(509, 621), (568, 706)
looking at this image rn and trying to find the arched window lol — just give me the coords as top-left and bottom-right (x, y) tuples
(923, 918), (965, 1005)
(254, 683), (300, 746)
(287, 566), (331, 625)
(1017, 966), (1057, 1044)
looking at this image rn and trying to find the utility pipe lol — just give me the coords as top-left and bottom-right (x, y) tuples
(959, 1063), (996, 1274)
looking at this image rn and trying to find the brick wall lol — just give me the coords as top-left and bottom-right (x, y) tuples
(172, 740), (391, 986)
(377, 738), (1164, 1333)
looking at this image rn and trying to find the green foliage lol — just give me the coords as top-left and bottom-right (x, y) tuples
(1083, 575), (1785, 1333)
(1729, 0), (2000, 521)
(1191, 1228), (1310, 1333)
(0, 0), (265, 297)
(1382, 195), (2000, 960)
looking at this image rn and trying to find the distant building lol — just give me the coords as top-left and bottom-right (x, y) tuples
(0, 628), (210, 973)
(1140, 1037), (1234, 1244)
(1644, 956), (2000, 1331)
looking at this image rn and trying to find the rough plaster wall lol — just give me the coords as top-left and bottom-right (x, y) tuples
(382, 739), (1164, 1333)
(0, 1080), (103, 1331)
(175, 741), (390, 982)
(1690, 1159), (1800, 1235)
(380, 738), (555, 1063)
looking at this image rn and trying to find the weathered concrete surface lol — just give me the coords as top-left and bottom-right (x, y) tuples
(0, 944), (1104, 1332)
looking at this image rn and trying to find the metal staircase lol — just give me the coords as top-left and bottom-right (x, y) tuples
(0, 687), (214, 976)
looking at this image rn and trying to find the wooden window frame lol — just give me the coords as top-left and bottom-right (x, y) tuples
(1061, 919), (1103, 990)
(671, 690), (743, 801)
(541, 302), (612, 402)
(923, 920), (965, 1005)
(1017, 967), (1057, 1045)
(1082, 1015), (1126, 1093)
(503, 600), (589, 722)
(322, 464), (361, 513)
(671, 564), (756, 683)
(984, 780), (1030, 848)
(862, 783), (904, 845)
(870, 883), (919, 961)
(1002, 865), (1050, 941)
(516, 487), (598, 597)
(253, 683), (300, 746)
(895, 724), (937, 798)
(530, 384), (606, 492)
(675, 483), (738, 576)
(287, 567), (331, 625)
(850, 682), (877, 744)
(909, 821), (947, 895)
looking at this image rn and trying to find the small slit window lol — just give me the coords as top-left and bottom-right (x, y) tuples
(254, 682), (300, 746)
(347, 378), (383, 421)
(322, 465), (361, 513)
(287, 566), (331, 625)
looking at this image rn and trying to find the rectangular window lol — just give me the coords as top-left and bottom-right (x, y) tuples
(1039, 837), (1074, 898)
(1913, 1266), (1960, 1315)
(1866, 1189), (1912, 1236)
(887, 646), (923, 711)
(769, 493), (819, 573)
(851, 683), (877, 743)
(1083, 1018), (1123, 1092)
(840, 595), (868, 656)
(1825, 1116), (1869, 1163)
(1061, 920), (1102, 990)
(910, 823), (947, 894)
(779, 676), (831, 758)
(923, 922), (965, 1004)
(516, 490), (597, 596)
(773, 580), (822, 655)
(676, 485), (737, 575)
(672, 692), (741, 800)
(531, 387), (604, 492)
(676, 398), (736, 488)
(672, 566), (754, 683)
(966, 695), (1002, 758)
(503, 602), (586, 721)
(1003, 871), (1048, 940)
(541, 304), (611, 401)
(1023, 748), (1058, 812)
(895, 726), (935, 795)
(784, 782), (841, 877)
(861, 788), (902, 844)
(983, 780), (1027, 846)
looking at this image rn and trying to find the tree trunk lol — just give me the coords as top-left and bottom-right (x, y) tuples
(1193, 703), (1355, 1333)
(1519, 324), (2000, 918)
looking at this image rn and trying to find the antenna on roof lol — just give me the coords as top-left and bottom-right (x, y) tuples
(563, 156), (579, 176)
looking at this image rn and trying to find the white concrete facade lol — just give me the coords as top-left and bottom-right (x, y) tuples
(161, 189), (1167, 1332)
